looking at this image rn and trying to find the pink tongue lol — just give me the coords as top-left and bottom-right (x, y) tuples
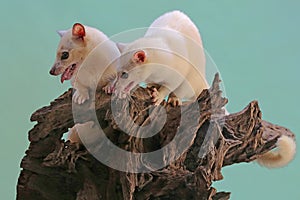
(60, 67), (73, 83)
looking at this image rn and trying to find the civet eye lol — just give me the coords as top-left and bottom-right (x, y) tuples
(61, 52), (69, 60)
(120, 71), (128, 79)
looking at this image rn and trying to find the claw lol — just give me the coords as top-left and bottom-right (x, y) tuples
(167, 96), (182, 107)
(102, 85), (113, 94)
(72, 90), (89, 104)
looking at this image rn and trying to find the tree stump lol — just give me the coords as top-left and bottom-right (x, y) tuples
(17, 74), (295, 200)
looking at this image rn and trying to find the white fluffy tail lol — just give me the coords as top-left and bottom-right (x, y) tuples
(257, 135), (296, 168)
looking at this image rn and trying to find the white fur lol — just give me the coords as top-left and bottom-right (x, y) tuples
(51, 24), (121, 143)
(257, 135), (296, 168)
(72, 37), (120, 104)
(57, 30), (67, 37)
(115, 10), (208, 105)
(145, 10), (203, 50)
(51, 24), (120, 104)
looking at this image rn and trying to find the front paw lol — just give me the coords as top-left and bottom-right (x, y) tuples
(167, 95), (182, 107)
(102, 84), (114, 94)
(73, 90), (89, 104)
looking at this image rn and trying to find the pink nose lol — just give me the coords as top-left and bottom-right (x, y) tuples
(49, 68), (56, 75)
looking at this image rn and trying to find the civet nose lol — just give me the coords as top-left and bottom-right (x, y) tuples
(49, 68), (56, 75)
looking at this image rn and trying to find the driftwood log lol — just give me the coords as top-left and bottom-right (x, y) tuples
(17, 74), (295, 200)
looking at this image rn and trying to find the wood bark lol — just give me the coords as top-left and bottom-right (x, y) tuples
(17, 74), (295, 200)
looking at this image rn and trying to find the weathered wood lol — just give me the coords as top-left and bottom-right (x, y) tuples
(17, 74), (295, 200)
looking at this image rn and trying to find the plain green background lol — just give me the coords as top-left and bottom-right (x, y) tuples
(1, 0), (299, 199)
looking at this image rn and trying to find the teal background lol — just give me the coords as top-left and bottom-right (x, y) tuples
(1, 0), (299, 199)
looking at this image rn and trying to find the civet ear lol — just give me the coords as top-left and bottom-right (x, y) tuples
(116, 43), (127, 53)
(57, 30), (67, 37)
(132, 50), (146, 63)
(72, 23), (86, 39)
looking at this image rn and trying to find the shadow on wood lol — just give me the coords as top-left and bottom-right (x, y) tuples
(17, 74), (295, 200)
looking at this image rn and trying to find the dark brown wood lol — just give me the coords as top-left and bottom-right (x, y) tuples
(17, 74), (295, 200)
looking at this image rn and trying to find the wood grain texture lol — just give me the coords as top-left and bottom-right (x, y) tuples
(17, 74), (295, 200)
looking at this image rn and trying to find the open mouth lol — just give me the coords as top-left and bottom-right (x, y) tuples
(60, 64), (77, 83)
(124, 81), (135, 93)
